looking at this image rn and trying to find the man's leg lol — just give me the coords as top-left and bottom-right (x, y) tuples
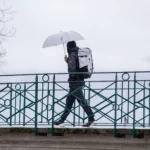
(74, 89), (94, 120)
(61, 94), (75, 121)
(74, 89), (95, 127)
(55, 91), (75, 125)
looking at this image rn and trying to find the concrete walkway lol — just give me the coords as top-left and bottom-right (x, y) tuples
(0, 133), (150, 150)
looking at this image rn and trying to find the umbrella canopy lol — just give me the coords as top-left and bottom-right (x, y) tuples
(43, 31), (84, 48)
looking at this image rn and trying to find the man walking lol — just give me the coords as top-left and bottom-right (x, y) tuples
(54, 41), (95, 127)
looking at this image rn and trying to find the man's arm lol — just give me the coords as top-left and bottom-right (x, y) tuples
(67, 54), (77, 78)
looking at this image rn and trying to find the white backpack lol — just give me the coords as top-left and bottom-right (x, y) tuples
(77, 47), (94, 79)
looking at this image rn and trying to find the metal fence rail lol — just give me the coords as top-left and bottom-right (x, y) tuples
(0, 71), (150, 136)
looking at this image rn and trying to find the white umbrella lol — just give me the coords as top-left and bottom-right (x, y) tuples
(43, 31), (84, 55)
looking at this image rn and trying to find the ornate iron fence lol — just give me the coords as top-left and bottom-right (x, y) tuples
(0, 71), (150, 136)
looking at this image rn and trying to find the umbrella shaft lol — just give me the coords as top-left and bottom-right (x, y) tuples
(63, 43), (66, 55)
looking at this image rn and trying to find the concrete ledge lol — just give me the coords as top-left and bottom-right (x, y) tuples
(0, 133), (150, 150)
(0, 128), (150, 135)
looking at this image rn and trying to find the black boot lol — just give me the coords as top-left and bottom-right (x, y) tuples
(54, 119), (64, 125)
(82, 118), (95, 127)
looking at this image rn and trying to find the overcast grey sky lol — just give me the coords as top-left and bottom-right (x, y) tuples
(1, 0), (150, 74)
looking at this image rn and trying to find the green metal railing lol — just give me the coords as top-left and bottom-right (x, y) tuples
(0, 71), (150, 137)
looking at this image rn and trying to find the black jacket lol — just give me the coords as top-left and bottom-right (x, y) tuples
(67, 47), (84, 83)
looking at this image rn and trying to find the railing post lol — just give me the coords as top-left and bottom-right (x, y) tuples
(10, 83), (12, 126)
(133, 73), (136, 137)
(34, 75), (38, 136)
(83, 89), (85, 124)
(143, 81), (145, 127)
(51, 74), (55, 136)
(23, 84), (26, 126)
(47, 87), (50, 125)
(88, 81), (91, 106)
(149, 89), (150, 127)
(88, 81), (92, 120)
(127, 80), (130, 124)
(121, 81), (123, 124)
(73, 102), (76, 126)
(114, 73), (117, 137)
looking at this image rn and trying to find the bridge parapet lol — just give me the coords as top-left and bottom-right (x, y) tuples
(0, 71), (150, 137)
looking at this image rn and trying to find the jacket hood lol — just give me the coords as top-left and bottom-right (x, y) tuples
(67, 47), (79, 54)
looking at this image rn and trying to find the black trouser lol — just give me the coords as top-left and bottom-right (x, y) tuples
(61, 83), (94, 121)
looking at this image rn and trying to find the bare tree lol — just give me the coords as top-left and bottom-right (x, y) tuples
(0, 0), (16, 62)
